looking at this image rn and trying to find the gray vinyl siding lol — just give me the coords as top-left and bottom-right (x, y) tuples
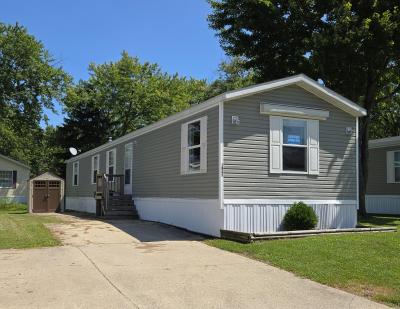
(133, 107), (219, 198)
(223, 85), (357, 200)
(367, 145), (400, 195)
(65, 106), (219, 199)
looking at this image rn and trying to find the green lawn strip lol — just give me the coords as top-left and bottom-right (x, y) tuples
(0, 203), (63, 249)
(205, 216), (400, 306)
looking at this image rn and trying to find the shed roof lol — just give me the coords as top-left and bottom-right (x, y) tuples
(30, 172), (63, 181)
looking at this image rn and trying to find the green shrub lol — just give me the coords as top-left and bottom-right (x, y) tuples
(283, 202), (318, 230)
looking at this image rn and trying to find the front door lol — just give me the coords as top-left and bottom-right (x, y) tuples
(33, 180), (61, 212)
(124, 143), (133, 195)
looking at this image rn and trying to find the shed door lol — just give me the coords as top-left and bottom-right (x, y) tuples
(33, 181), (48, 212)
(47, 181), (61, 212)
(32, 180), (61, 212)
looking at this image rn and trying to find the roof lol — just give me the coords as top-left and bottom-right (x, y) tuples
(30, 172), (63, 181)
(66, 74), (367, 163)
(0, 154), (31, 170)
(369, 136), (400, 149)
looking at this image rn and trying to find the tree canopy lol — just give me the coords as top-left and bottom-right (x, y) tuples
(0, 23), (70, 174)
(208, 0), (400, 215)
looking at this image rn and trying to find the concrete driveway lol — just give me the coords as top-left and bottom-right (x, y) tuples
(0, 214), (387, 309)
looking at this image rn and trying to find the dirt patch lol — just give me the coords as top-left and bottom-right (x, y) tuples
(339, 282), (396, 303)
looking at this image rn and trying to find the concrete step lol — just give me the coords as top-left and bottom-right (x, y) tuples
(103, 209), (139, 219)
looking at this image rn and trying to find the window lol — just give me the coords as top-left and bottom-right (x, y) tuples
(72, 161), (79, 186)
(181, 116), (207, 174)
(91, 155), (100, 184)
(387, 151), (400, 183)
(0, 171), (15, 188)
(282, 119), (307, 172)
(124, 143), (133, 185)
(395, 152), (400, 183)
(106, 149), (116, 176)
(270, 116), (319, 175)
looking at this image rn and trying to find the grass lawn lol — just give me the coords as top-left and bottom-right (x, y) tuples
(205, 216), (400, 306)
(0, 203), (63, 249)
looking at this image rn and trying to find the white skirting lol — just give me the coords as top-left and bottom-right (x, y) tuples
(0, 196), (27, 204)
(134, 198), (223, 237)
(366, 195), (400, 215)
(224, 200), (358, 233)
(65, 197), (96, 213)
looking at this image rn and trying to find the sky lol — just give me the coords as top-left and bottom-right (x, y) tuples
(0, 0), (226, 126)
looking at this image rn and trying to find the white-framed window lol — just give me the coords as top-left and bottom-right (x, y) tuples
(270, 115), (319, 175)
(91, 154), (100, 184)
(124, 143), (133, 185)
(106, 149), (116, 175)
(72, 161), (79, 186)
(387, 150), (400, 183)
(0, 170), (16, 188)
(181, 116), (207, 174)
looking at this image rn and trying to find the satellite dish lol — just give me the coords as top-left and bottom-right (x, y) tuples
(69, 147), (78, 156)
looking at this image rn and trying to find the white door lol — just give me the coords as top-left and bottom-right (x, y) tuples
(124, 143), (133, 195)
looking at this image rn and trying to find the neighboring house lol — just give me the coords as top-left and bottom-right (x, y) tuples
(0, 154), (30, 204)
(366, 136), (400, 214)
(65, 74), (366, 237)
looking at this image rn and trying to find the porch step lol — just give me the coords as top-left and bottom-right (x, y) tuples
(103, 208), (139, 219)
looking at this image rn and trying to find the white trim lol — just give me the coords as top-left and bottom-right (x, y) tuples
(106, 148), (116, 175)
(356, 117), (359, 209)
(366, 195), (400, 215)
(66, 74), (366, 163)
(369, 136), (400, 149)
(72, 161), (79, 186)
(91, 154), (100, 184)
(134, 197), (223, 237)
(65, 196), (96, 214)
(218, 101), (224, 209)
(260, 103), (329, 120)
(224, 199), (357, 205)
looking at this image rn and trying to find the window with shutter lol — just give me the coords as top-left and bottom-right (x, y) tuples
(269, 116), (320, 175)
(181, 116), (208, 175)
(387, 151), (400, 183)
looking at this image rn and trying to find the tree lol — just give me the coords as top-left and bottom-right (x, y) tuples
(206, 57), (256, 98)
(0, 23), (70, 174)
(208, 0), (400, 215)
(60, 52), (208, 148)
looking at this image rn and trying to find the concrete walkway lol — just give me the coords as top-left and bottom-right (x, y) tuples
(0, 214), (388, 309)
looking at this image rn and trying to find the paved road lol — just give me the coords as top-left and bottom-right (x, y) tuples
(0, 214), (388, 309)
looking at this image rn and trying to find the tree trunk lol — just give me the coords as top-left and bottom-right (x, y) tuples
(358, 115), (370, 217)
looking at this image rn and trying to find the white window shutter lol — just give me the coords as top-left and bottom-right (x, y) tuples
(269, 116), (282, 173)
(181, 122), (188, 175)
(200, 116), (208, 173)
(387, 151), (395, 183)
(308, 120), (319, 175)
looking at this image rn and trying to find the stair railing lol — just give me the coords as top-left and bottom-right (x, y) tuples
(96, 174), (125, 215)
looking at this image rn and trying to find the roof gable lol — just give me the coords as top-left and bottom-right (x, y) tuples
(222, 74), (366, 117)
(0, 154), (30, 170)
(369, 136), (400, 149)
(66, 74), (366, 163)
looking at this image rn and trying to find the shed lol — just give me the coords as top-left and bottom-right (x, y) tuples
(28, 172), (65, 213)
